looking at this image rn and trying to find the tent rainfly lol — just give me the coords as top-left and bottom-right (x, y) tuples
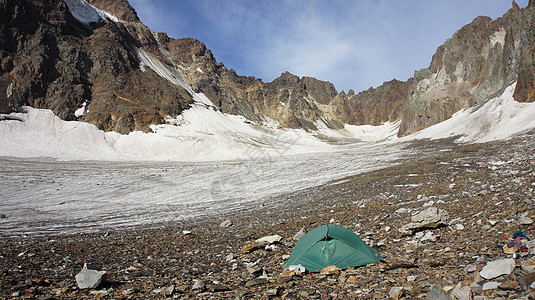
(284, 225), (381, 272)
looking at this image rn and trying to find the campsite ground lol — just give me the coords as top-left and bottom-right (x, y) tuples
(1, 133), (535, 299)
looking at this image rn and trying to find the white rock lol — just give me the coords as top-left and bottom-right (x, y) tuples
(453, 286), (472, 300)
(192, 279), (203, 290)
(288, 264), (305, 274)
(388, 286), (403, 300)
(75, 263), (106, 289)
(182, 230), (192, 235)
(455, 224), (465, 231)
(293, 226), (306, 241)
(255, 234), (282, 245)
(488, 220), (498, 226)
(480, 258), (515, 280)
(219, 220), (233, 227)
(405, 241), (418, 253)
(482, 281), (500, 290)
(395, 208), (409, 214)
(407, 275), (417, 282)
(423, 200), (435, 207)
(518, 216), (533, 225)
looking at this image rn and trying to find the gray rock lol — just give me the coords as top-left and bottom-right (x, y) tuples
(482, 281), (500, 290)
(479, 258), (515, 280)
(192, 279), (204, 290)
(219, 220), (233, 227)
(427, 284), (450, 300)
(453, 286), (472, 300)
(209, 283), (230, 292)
(255, 234), (282, 245)
(245, 277), (268, 287)
(293, 226), (306, 241)
(518, 216), (533, 225)
(388, 286), (403, 300)
(75, 263), (106, 289)
(400, 207), (449, 234)
(518, 272), (535, 290)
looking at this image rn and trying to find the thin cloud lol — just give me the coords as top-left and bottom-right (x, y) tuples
(128, 0), (529, 93)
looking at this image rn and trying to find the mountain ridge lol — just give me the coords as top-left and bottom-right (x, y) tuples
(1, 0), (534, 137)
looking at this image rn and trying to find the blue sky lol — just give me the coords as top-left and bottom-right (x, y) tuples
(129, 0), (528, 93)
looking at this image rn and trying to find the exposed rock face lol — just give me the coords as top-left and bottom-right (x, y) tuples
(328, 79), (413, 127)
(0, 0), (193, 133)
(1, 0), (535, 137)
(399, 2), (535, 136)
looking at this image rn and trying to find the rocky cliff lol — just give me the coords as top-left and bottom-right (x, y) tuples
(1, 0), (534, 137)
(399, 1), (535, 136)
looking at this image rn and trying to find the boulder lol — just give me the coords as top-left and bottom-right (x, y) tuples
(75, 263), (106, 289)
(399, 207), (449, 234)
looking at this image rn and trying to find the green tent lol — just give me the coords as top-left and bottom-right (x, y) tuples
(284, 225), (381, 272)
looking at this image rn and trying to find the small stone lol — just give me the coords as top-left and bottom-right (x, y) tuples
(287, 264), (305, 274)
(453, 286), (471, 300)
(395, 208), (409, 214)
(192, 279), (204, 290)
(182, 230), (192, 235)
(219, 220), (233, 227)
(264, 289), (278, 296)
(518, 216), (533, 225)
(405, 241), (418, 253)
(455, 224), (465, 230)
(255, 234), (282, 245)
(521, 258), (535, 273)
(246, 264), (261, 275)
(293, 226), (306, 241)
(320, 265), (341, 275)
(280, 269), (295, 282)
(470, 282), (483, 294)
(209, 283), (230, 292)
(427, 284), (449, 300)
(225, 253), (234, 262)
(482, 281), (500, 290)
(488, 220), (498, 226)
(89, 290), (108, 296)
(464, 264), (477, 273)
(480, 258), (515, 280)
(75, 263), (106, 289)
(163, 285), (175, 296)
(240, 243), (264, 254)
(245, 277), (268, 287)
(518, 272), (535, 290)
(498, 277), (519, 290)
(388, 286), (403, 300)
(407, 275), (416, 282)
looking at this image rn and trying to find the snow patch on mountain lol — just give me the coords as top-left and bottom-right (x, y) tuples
(409, 83), (535, 143)
(64, 0), (120, 25)
(135, 47), (195, 95)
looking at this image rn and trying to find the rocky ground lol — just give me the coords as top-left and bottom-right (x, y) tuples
(1, 133), (535, 299)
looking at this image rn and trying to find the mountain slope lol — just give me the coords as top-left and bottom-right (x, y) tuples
(1, 0), (535, 139)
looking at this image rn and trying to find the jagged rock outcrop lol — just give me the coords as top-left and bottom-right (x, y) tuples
(0, 0), (193, 133)
(1, 0), (535, 137)
(398, 1), (535, 136)
(328, 79), (413, 127)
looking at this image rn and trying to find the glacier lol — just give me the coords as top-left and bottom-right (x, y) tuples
(1, 82), (535, 236)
